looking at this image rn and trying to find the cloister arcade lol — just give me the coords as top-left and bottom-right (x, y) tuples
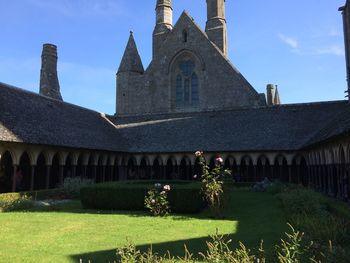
(0, 141), (349, 202)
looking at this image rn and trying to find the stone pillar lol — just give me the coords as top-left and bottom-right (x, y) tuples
(253, 165), (257, 182)
(30, 165), (35, 191)
(45, 165), (51, 189)
(11, 165), (18, 192)
(92, 165), (97, 183)
(110, 166), (114, 181)
(288, 166), (292, 183)
(102, 166), (106, 182)
(297, 165), (301, 184)
(71, 165), (77, 178)
(82, 165), (87, 179)
(236, 165), (241, 182)
(59, 165), (64, 185)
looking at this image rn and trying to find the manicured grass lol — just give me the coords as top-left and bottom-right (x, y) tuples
(0, 190), (287, 262)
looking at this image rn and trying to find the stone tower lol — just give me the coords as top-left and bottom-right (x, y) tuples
(205, 0), (228, 57)
(39, 44), (63, 101)
(153, 0), (173, 59)
(117, 32), (144, 114)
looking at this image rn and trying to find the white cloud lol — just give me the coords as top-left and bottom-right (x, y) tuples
(278, 33), (299, 49)
(316, 45), (344, 56)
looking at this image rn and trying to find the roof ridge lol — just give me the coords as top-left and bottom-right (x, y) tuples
(0, 81), (106, 115)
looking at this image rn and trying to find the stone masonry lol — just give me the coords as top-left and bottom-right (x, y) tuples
(39, 44), (63, 101)
(116, 0), (266, 116)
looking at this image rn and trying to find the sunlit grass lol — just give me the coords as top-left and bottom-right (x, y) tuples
(0, 190), (286, 262)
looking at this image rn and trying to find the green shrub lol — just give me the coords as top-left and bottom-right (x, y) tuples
(277, 187), (350, 255)
(23, 188), (65, 200)
(0, 193), (33, 212)
(276, 188), (326, 216)
(322, 243), (350, 263)
(63, 177), (93, 198)
(80, 182), (205, 213)
(266, 180), (287, 195)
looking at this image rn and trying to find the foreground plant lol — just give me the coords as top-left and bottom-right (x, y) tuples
(195, 151), (231, 218)
(115, 224), (328, 263)
(144, 183), (171, 216)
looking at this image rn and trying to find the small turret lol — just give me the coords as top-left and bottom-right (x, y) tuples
(266, 84), (275, 105)
(117, 32), (144, 74)
(39, 44), (63, 101)
(274, 85), (281, 105)
(116, 32), (144, 115)
(153, 0), (173, 59)
(205, 0), (228, 57)
(266, 84), (281, 105)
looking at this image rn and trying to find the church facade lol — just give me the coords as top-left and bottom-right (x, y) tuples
(1, 0), (350, 203)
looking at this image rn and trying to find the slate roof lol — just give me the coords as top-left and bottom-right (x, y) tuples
(305, 105), (350, 147)
(111, 101), (349, 153)
(0, 82), (128, 152)
(1, 82), (349, 153)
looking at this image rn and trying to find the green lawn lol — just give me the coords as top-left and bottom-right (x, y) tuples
(0, 190), (287, 262)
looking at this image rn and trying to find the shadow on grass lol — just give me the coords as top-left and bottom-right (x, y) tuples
(68, 191), (287, 262)
(71, 236), (211, 262)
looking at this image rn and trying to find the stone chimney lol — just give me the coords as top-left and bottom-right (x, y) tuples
(266, 84), (275, 105)
(206, 0), (228, 57)
(39, 44), (63, 101)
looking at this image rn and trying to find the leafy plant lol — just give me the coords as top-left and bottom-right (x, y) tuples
(0, 193), (33, 212)
(195, 151), (231, 218)
(144, 183), (171, 216)
(63, 177), (93, 198)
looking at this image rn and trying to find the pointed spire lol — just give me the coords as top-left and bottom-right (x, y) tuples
(274, 85), (281, 105)
(118, 32), (144, 74)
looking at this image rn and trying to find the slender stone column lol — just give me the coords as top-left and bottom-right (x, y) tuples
(82, 165), (87, 179)
(110, 166), (114, 181)
(12, 165), (18, 192)
(297, 165), (301, 184)
(30, 165), (35, 191)
(45, 165), (51, 189)
(102, 166), (106, 182)
(92, 165), (97, 182)
(71, 165), (77, 178)
(288, 166), (292, 183)
(59, 165), (64, 185)
(253, 166), (257, 182)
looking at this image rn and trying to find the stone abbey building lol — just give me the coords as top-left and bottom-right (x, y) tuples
(1, 0), (350, 202)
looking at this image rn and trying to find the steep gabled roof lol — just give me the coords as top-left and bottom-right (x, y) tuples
(117, 32), (144, 74)
(0, 82), (128, 152)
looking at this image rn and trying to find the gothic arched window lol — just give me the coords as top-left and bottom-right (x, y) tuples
(175, 60), (199, 108)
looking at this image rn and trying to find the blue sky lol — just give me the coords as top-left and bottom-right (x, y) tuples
(0, 0), (347, 114)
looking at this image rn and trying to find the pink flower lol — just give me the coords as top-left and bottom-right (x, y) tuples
(195, 151), (203, 157)
(163, 185), (171, 191)
(216, 157), (224, 164)
(193, 174), (197, 179)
